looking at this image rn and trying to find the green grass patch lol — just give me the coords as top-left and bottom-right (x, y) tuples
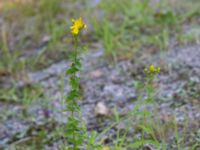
(91, 0), (200, 59)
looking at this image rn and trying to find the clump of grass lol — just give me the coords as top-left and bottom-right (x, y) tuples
(0, 23), (26, 74)
(92, 18), (117, 61)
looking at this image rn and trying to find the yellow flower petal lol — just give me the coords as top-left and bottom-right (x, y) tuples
(70, 17), (86, 35)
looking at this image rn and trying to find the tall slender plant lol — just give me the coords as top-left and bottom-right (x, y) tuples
(129, 65), (161, 149)
(65, 17), (86, 150)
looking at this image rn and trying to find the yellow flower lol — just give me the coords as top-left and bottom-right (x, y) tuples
(70, 17), (86, 35)
(144, 65), (160, 75)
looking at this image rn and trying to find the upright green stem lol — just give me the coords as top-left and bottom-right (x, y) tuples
(73, 35), (78, 150)
(66, 35), (82, 149)
(74, 36), (78, 62)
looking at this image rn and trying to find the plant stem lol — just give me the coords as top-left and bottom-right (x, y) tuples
(73, 35), (78, 150)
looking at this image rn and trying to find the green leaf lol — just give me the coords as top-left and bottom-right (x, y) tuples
(129, 139), (160, 148)
(139, 125), (153, 134)
(66, 90), (80, 100)
(69, 76), (80, 89)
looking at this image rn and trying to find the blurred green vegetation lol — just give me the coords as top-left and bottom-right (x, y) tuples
(0, 0), (200, 149)
(0, 0), (200, 73)
(91, 0), (200, 59)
